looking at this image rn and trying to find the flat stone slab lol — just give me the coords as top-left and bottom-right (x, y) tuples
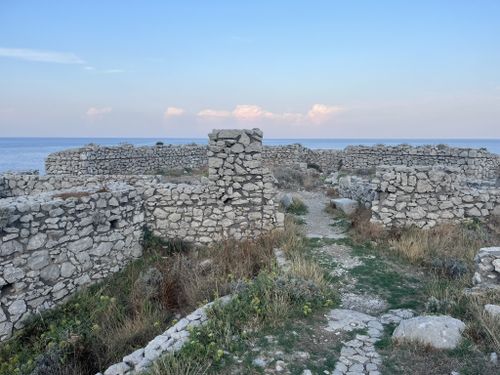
(325, 308), (377, 332)
(392, 315), (465, 349)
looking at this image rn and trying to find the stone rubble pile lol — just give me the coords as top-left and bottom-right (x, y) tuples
(472, 246), (500, 290)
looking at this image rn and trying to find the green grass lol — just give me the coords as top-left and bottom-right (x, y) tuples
(0, 233), (193, 375)
(149, 270), (336, 374)
(286, 198), (308, 216)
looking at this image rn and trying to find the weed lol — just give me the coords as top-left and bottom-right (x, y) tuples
(286, 198), (308, 215)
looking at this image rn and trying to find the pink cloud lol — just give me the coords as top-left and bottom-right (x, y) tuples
(196, 104), (343, 123)
(197, 109), (232, 119)
(307, 104), (343, 123)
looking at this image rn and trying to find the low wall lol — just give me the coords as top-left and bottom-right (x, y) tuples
(45, 143), (499, 180)
(45, 144), (208, 175)
(0, 173), (160, 198)
(343, 145), (499, 179)
(370, 165), (500, 228)
(0, 184), (144, 341)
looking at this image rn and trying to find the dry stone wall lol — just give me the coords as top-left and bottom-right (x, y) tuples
(343, 145), (499, 179)
(0, 173), (160, 198)
(45, 144), (208, 175)
(145, 129), (284, 244)
(0, 184), (144, 341)
(0, 128), (283, 342)
(370, 165), (500, 228)
(45, 142), (499, 179)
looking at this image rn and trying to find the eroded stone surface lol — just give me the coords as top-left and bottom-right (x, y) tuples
(392, 315), (466, 349)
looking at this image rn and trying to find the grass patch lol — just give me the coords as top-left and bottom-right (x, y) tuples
(1, 225), (302, 375)
(286, 197), (308, 215)
(149, 268), (336, 374)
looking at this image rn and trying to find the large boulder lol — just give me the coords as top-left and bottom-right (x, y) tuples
(331, 198), (359, 216)
(392, 315), (465, 349)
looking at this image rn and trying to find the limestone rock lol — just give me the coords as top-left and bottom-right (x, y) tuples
(392, 315), (465, 349)
(280, 193), (294, 209)
(331, 198), (359, 216)
(484, 304), (500, 319)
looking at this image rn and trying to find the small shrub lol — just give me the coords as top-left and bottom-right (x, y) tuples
(143, 229), (190, 256)
(430, 258), (468, 279)
(349, 207), (386, 243)
(306, 162), (322, 172)
(286, 198), (308, 215)
(155, 141), (164, 146)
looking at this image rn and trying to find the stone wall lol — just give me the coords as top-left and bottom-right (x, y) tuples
(145, 129), (283, 244)
(0, 184), (144, 341)
(337, 175), (378, 208)
(0, 128), (283, 341)
(343, 145), (499, 179)
(45, 144), (208, 175)
(371, 165), (500, 228)
(45, 142), (499, 179)
(0, 173), (160, 198)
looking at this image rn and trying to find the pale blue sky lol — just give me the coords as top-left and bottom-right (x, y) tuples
(1, 1), (499, 138)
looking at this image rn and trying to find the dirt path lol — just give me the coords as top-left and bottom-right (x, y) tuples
(295, 190), (416, 375)
(296, 191), (346, 239)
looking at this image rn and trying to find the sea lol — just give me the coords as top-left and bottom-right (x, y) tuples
(0, 137), (499, 174)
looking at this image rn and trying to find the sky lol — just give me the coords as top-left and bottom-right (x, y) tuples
(1, 0), (500, 138)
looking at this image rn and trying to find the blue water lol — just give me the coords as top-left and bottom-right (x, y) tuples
(0, 137), (499, 174)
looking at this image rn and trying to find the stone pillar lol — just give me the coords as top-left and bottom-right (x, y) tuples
(207, 128), (283, 239)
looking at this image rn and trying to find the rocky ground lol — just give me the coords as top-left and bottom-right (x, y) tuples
(222, 190), (499, 375)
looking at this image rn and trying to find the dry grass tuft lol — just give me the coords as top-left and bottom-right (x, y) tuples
(325, 187), (339, 197)
(388, 223), (490, 266)
(156, 228), (290, 312)
(272, 167), (322, 191)
(349, 207), (387, 243)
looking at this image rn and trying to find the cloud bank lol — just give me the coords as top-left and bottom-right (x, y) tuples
(196, 104), (343, 123)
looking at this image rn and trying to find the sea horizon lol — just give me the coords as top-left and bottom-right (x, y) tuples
(1, 137), (499, 174)
(0, 137), (500, 174)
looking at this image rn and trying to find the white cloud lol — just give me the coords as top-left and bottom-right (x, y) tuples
(164, 107), (185, 118)
(86, 107), (112, 119)
(232, 105), (274, 120)
(197, 109), (232, 119)
(307, 104), (343, 123)
(0, 47), (85, 64)
(197, 104), (343, 124)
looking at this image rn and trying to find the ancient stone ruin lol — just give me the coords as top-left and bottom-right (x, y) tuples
(0, 128), (283, 342)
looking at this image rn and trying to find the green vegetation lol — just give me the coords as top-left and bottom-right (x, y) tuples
(286, 198), (308, 215)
